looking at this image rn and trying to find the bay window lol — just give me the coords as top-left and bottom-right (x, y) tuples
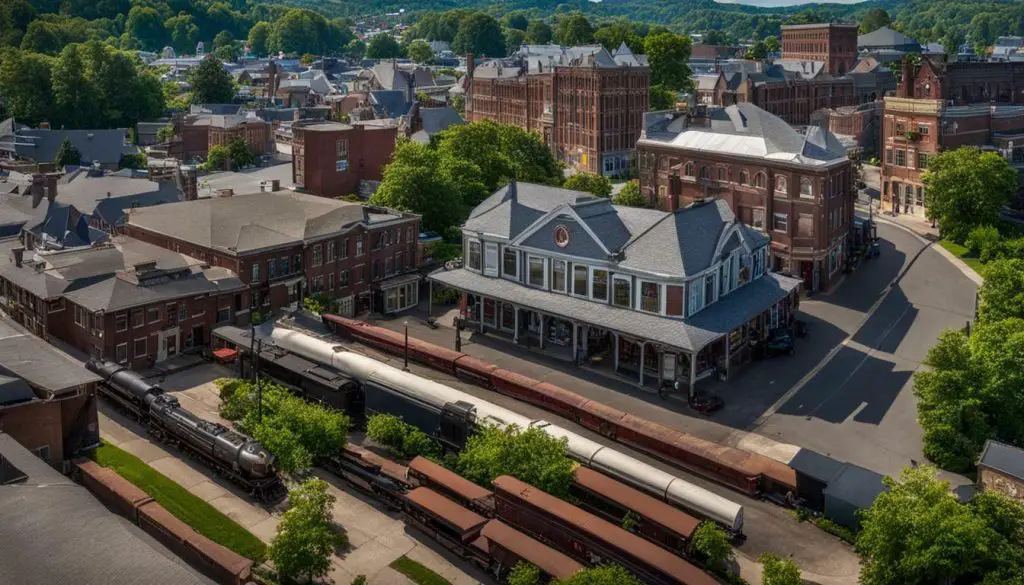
(484, 242), (499, 277)
(503, 247), (518, 279)
(688, 278), (704, 315)
(467, 241), (481, 270)
(704, 273), (717, 306)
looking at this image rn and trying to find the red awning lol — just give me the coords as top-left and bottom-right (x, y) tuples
(212, 348), (239, 363)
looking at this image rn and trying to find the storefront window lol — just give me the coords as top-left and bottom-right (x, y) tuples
(592, 269), (608, 301)
(547, 318), (572, 347)
(640, 282), (660, 313)
(613, 277), (631, 308)
(573, 265), (588, 296)
(528, 256), (545, 288)
(484, 299), (496, 325)
(551, 260), (566, 292)
(501, 303), (515, 330)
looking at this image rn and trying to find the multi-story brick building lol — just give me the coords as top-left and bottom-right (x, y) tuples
(0, 237), (246, 370)
(467, 44), (649, 176)
(291, 120), (397, 198)
(636, 103), (855, 292)
(880, 55), (1024, 217)
(781, 23), (859, 75)
(124, 191), (421, 318)
(181, 108), (273, 162)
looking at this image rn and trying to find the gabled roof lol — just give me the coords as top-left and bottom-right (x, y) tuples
(857, 27), (921, 51)
(25, 201), (109, 250)
(612, 42), (649, 67)
(411, 107), (464, 143)
(0, 317), (101, 393)
(978, 440), (1024, 481)
(369, 90), (411, 119)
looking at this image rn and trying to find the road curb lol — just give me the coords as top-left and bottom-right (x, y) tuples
(859, 210), (983, 286)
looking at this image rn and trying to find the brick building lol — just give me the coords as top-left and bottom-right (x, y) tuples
(978, 440), (1024, 504)
(467, 44), (649, 176)
(636, 104), (855, 292)
(180, 108), (273, 162)
(0, 314), (100, 470)
(0, 237), (246, 370)
(124, 191), (421, 317)
(781, 23), (859, 75)
(291, 121), (397, 198)
(880, 55), (1024, 217)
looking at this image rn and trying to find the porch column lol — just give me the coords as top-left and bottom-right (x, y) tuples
(427, 280), (433, 319)
(639, 342), (646, 386)
(478, 296), (484, 333)
(539, 315), (545, 349)
(689, 349), (697, 398)
(724, 333), (731, 381)
(613, 333), (619, 372)
(513, 306), (519, 344)
(571, 321), (579, 364)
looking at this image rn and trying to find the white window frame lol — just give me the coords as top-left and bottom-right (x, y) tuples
(704, 272), (718, 307)
(115, 312), (128, 332)
(550, 259), (567, 293)
(638, 280), (662, 315)
(799, 177), (814, 199)
(571, 264), (589, 298)
(115, 342), (128, 364)
(612, 275), (631, 308)
(687, 278), (704, 316)
(312, 244), (323, 267)
(327, 241), (336, 263)
(356, 236), (364, 256)
(527, 255), (547, 289)
(483, 242), (499, 277)
(133, 337), (147, 358)
(502, 247), (518, 280)
(775, 175), (788, 195)
(147, 307), (160, 324)
(590, 268), (609, 302)
(774, 212), (788, 234)
(467, 240), (482, 271)
(250, 262), (260, 283)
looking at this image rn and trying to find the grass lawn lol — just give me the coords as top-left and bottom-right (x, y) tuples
(938, 239), (985, 276)
(91, 443), (267, 561)
(390, 556), (452, 585)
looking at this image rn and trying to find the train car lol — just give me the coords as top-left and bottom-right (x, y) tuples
(407, 456), (494, 516)
(480, 520), (584, 582)
(343, 444), (412, 488)
(320, 453), (407, 510)
(571, 466), (701, 555)
(402, 487), (489, 558)
(452, 355), (497, 386)
(492, 476), (719, 585)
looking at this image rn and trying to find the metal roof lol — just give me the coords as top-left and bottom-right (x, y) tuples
(404, 487), (488, 533)
(822, 463), (887, 511)
(978, 440), (1024, 481)
(480, 520), (583, 579)
(409, 456), (492, 503)
(573, 466), (700, 538)
(0, 317), (100, 393)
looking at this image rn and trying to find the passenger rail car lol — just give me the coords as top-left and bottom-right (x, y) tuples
(86, 359), (286, 504)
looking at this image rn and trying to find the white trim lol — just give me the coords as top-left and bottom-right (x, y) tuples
(501, 246), (519, 280)
(570, 263), (589, 298)
(509, 204), (613, 257)
(550, 258), (567, 293)
(526, 255), (547, 289)
(611, 274), (632, 308)
(590, 268), (610, 303)
(483, 241), (499, 277)
(637, 279), (662, 315)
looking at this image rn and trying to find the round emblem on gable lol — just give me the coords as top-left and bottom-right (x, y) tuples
(554, 225), (571, 248)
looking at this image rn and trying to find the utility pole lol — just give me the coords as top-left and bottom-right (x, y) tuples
(255, 338), (263, 423)
(403, 320), (410, 371)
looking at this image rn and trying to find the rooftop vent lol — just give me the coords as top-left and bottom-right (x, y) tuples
(133, 261), (158, 273)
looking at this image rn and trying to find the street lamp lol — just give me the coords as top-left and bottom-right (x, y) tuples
(403, 320), (410, 371)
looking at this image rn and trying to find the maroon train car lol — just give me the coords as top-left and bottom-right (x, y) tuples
(408, 456), (494, 516)
(402, 487), (489, 558)
(480, 520), (584, 581)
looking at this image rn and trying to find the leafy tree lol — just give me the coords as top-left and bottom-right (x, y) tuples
(119, 152), (146, 170)
(507, 562), (541, 585)
(451, 94), (465, 114)
(407, 39), (435, 64)
(763, 35), (781, 53)
(564, 173), (612, 198)
(346, 39), (366, 60)
(452, 12), (504, 59)
(857, 466), (1014, 585)
(746, 40), (768, 60)
(166, 14), (200, 56)
(525, 20), (553, 45)
(0, 0), (36, 48)
(860, 9), (892, 34)
(691, 522), (733, 573)
(54, 137), (81, 166)
(979, 259), (1024, 323)
(247, 21), (271, 57)
(649, 84), (676, 111)
(456, 424), (575, 498)
(645, 32), (693, 92)
(270, 478), (337, 583)
(965, 225), (1003, 263)
(366, 33), (403, 59)
(20, 21), (63, 54)
(156, 123), (175, 142)
(922, 147), (1017, 244)
(593, 20), (644, 53)
(505, 12), (530, 32)
(366, 413), (441, 459)
(125, 6), (166, 52)
(553, 565), (640, 585)
(213, 31), (235, 51)
(51, 44), (97, 128)
(190, 55), (234, 104)
(702, 30), (730, 46)
(227, 138), (255, 169)
(433, 120), (562, 193)
(370, 140), (468, 232)
(554, 12), (593, 46)
(267, 8), (346, 57)
(505, 28), (527, 55)
(758, 553), (801, 585)
(613, 181), (648, 207)
(0, 47), (54, 125)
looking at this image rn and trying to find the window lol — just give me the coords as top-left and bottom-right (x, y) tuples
(800, 177), (813, 198)
(395, 228), (401, 245)
(179, 303), (187, 322)
(640, 281), (660, 313)
(372, 260), (382, 280)
(336, 138), (348, 160)
(132, 309), (144, 328)
(753, 247), (765, 277)
(717, 167), (726, 181)
(775, 175), (787, 195)
(48, 298), (64, 312)
(74, 305), (87, 328)
(279, 256), (290, 275)
(147, 307), (160, 323)
(688, 279), (703, 315)
(704, 273), (717, 306)
(917, 153), (929, 169)
(385, 257), (393, 276)
(312, 275), (324, 293)
(752, 208), (765, 230)
(312, 244), (323, 267)
(340, 270), (349, 287)
(591, 269), (608, 301)
(342, 238), (350, 259)
(294, 254), (302, 272)
(396, 251), (404, 271)
(551, 259), (566, 292)
(683, 162), (695, 177)
(328, 272), (335, 292)
(657, 185), (667, 200)
(699, 166), (709, 180)
(116, 343), (128, 364)
(250, 262), (260, 283)
(355, 264), (365, 282)
(613, 276), (631, 308)
(916, 185), (924, 206)
(327, 241), (336, 263)
(484, 242), (499, 277)
(268, 258), (276, 279)
(754, 172), (767, 188)
(739, 170), (749, 185)
(895, 149), (906, 167)
(918, 124), (929, 135)
(407, 227), (413, 243)
(116, 312), (128, 332)
(885, 148), (893, 164)
(216, 306), (230, 324)
(798, 213), (814, 237)
(503, 247), (518, 278)
(774, 212), (788, 233)
(528, 256), (545, 288)
(895, 121), (905, 134)
(134, 337), (147, 358)
(467, 241), (481, 270)
(572, 265), (588, 296)
(720, 255), (734, 295)
(356, 236), (364, 256)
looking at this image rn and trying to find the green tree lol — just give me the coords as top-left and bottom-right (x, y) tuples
(189, 55), (234, 104)
(51, 44), (97, 128)
(922, 147), (1017, 243)
(645, 32), (693, 92)
(979, 259), (1024, 323)
(553, 565), (640, 585)
(764, 35), (781, 53)
(564, 172), (612, 198)
(450, 93), (465, 114)
(267, 8), (339, 56)
(19, 21), (63, 54)
(0, 47), (54, 125)
(649, 84), (676, 111)
(507, 562), (542, 585)
(452, 12), (505, 59)
(407, 39), (435, 64)
(505, 28), (527, 55)
(702, 30), (730, 46)
(554, 12), (593, 46)
(369, 140), (467, 232)
(857, 466), (1006, 585)
(746, 40), (769, 60)
(126, 6), (166, 51)
(860, 9), (892, 34)
(54, 137), (81, 166)
(166, 14), (200, 56)
(366, 33), (403, 59)
(119, 152), (146, 170)
(247, 21), (271, 57)
(433, 120), (562, 193)
(691, 522), (733, 573)
(456, 424), (575, 497)
(593, 20), (643, 53)
(156, 123), (174, 142)
(365, 413), (440, 459)
(759, 553), (801, 585)
(346, 38), (366, 60)
(505, 12), (530, 32)
(213, 31), (234, 51)
(0, 0), (36, 48)
(212, 44), (239, 63)
(525, 20), (553, 45)
(270, 479), (337, 583)
(227, 137), (254, 169)
(613, 181), (648, 207)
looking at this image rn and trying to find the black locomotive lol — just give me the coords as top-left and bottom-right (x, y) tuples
(86, 359), (287, 503)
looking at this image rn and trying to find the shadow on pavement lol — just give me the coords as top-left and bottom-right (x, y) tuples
(823, 236), (907, 313)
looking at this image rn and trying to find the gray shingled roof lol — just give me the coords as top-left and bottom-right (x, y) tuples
(418, 107), (464, 136)
(0, 128), (137, 166)
(978, 440), (1024, 481)
(0, 434), (215, 585)
(465, 182), (603, 238)
(431, 267), (800, 352)
(0, 317), (100, 393)
(370, 90), (411, 119)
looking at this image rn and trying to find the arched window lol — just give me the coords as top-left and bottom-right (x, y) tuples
(800, 177), (813, 198)
(699, 166), (709, 180)
(754, 172), (767, 189)
(775, 175), (788, 194)
(717, 167), (726, 181)
(684, 162), (695, 177)
(739, 170), (749, 185)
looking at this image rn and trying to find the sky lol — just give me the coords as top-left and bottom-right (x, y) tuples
(714, 0), (868, 6)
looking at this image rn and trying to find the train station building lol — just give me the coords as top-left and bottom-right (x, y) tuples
(428, 181), (802, 394)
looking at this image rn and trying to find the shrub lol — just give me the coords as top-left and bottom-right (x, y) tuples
(814, 517), (857, 545)
(366, 413), (441, 459)
(507, 562), (542, 585)
(965, 225), (1003, 263)
(691, 522), (734, 573)
(302, 294), (335, 315)
(431, 286), (461, 305)
(456, 424), (575, 498)
(351, 577), (367, 585)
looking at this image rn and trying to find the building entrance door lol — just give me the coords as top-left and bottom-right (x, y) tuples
(904, 185), (915, 216)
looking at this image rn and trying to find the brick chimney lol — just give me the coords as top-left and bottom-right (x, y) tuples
(667, 175), (681, 212)
(466, 53), (475, 80)
(45, 173), (58, 205)
(900, 56), (914, 98)
(11, 247), (24, 268)
(30, 173), (45, 209)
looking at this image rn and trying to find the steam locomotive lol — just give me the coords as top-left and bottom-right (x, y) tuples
(86, 359), (287, 503)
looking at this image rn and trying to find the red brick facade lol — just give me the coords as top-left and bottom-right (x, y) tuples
(781, 23), (859, 75)
(711, 71), (857, 126)
(181, 118), (272, 162)
(291, 122), (397, 198)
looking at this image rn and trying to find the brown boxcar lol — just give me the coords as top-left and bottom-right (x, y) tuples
(76, 459), (153, 523)
(402, 487), (489, 557)
(571, 466), (700, 555)
(408, 456), (494, 516)
(343, 443), (412, 487)
(481, 519), (584, 581)
(137, 502), (252, 585)
(492, 476), (719, 585)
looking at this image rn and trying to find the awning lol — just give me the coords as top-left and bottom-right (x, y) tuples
(274, 275), (305, 287)
(377, 273), (421, 290)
